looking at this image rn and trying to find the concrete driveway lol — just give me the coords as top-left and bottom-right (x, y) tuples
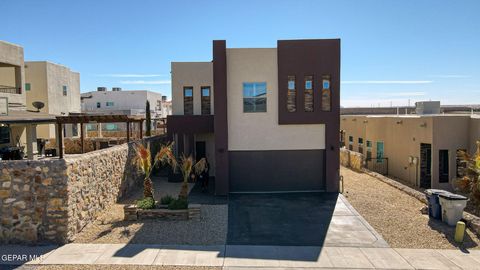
(227, 192), (388, 247)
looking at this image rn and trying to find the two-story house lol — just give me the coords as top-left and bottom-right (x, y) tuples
(167, 39), (340, 195)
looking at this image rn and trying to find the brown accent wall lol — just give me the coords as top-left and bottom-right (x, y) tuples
(213, 40), (229, 195)
(277, 39), (341, 192)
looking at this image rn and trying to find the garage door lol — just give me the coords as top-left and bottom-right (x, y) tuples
(229, 150), (326, 192)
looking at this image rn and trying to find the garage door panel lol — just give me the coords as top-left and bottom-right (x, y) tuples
(229, 150), (326, 192)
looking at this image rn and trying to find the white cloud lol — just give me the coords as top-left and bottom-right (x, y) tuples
(120, 80), (171, 85)
(385, 92), (426, 97)
(341, 80), (433, 84)
(98, 74), (166, 78)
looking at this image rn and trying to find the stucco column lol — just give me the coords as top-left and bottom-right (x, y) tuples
(25, 124), (34, 159)
(98, 123), (102, 138)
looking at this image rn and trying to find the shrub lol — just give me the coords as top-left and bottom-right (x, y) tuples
(137, 197), (155, 209)
(160, 195), (174, 205)
(168, 198), (188, 210)
(455, 141), (480, 207)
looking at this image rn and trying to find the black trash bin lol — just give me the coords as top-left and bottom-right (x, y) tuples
(425, 189), (450, 219)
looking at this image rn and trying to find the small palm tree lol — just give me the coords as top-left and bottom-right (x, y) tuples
(134, 142), (176, 200)
(178, 154), (207, 200)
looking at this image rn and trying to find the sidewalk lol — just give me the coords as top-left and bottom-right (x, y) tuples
(2, 244), (480, 269)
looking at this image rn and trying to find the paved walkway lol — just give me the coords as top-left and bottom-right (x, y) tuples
(2, 244), (480, 269)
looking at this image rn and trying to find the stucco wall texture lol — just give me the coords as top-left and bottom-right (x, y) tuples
(0, 40), (25, 105)
(171, 62), (214, 116)
(226, 48), (325, 151)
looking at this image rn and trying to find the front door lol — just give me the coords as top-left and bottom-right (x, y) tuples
(420, 143), (432, 188)
(195, 141), (206, 162)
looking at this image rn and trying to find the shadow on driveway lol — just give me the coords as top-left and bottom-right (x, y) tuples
(227, 192), (338, 246)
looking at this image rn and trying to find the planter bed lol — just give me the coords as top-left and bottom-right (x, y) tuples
(124, 203), (201, 221)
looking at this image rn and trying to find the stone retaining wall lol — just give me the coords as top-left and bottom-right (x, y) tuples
(340, 148), (365, 171)
(0, 135), (165, 244)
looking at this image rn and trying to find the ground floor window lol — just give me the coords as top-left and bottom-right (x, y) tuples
(439, 149), (449, 183)
(0, 125), (10, 144)
(358, 137), (364, 154)
(366, 140), (372, 159)
(348, 135), (353, 151)
(105, 123), (119, 131)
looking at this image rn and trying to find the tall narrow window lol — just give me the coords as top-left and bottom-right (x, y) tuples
(439, 150), (449, 183)
(183, 87), (193, 115)
(348, 136), (353, 151)
(63, 85), (68, 96)
(321, 75), (331, 111)
(287, 76), (296, 112)
(304, 76), (313, 112)
(201, 86), (211, 115)
(96, 102), (101, 108)
(243, 82), (267, 112)
(366, 140), (372, 159)
(358, 138), (364, 154)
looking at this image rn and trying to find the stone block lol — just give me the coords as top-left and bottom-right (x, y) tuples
(0, 189), (11, 198)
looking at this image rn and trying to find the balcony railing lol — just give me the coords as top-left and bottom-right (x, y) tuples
(0, 87), (21, 94)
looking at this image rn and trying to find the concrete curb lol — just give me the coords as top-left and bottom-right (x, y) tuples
(362, 168), (480, 237)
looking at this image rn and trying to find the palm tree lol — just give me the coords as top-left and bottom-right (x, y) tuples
(134, 142), (176, 200)
(178, 154), (206, 200)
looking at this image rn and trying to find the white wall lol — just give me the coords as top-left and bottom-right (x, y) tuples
(171, 62), (213, 115)
(226, 48), (325, 151)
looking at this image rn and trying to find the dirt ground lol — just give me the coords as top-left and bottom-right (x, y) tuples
(341, 166), (480, 249)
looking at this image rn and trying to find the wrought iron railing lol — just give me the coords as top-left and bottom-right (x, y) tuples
(366, 157), (389, 175)
(0, 87), (21, 94)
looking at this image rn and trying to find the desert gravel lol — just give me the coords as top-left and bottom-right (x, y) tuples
(73, 176), (227, 245)
(342, 166), (480, 249)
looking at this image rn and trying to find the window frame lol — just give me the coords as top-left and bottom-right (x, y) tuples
(183, 86), (194, 115)
(243, 82), (267, 113)
(200, 86), (211, 115)
(287, 76), (296, 112)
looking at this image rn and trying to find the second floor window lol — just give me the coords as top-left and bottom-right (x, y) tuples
(243, 82), (266, 113)
(184, 87), (193, 115)
(304, 76), (313, 112)
(25, 83), (31, 91)
(63, 85), (68, 96)
(201, 86), (211, 115)
(96, 102), (101, 108)
(321, 75), (331, 111)
(287, 76), (296, 112)
(106, 102), (114, 107)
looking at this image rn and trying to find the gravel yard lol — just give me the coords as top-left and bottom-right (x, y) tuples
(73, 176), (227, 245)
(342, 166), (480, 249)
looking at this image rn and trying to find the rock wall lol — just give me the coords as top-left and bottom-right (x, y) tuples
(0, 135), (165, 244)
(340, 148), (365, 171)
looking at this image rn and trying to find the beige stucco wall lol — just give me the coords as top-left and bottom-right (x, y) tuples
(25, 61), (80, 139)
(341, 114), (480, 190)
(226, 48), (325, 151)
(171, 62), (213, 115)
(0, 41), (25, 105)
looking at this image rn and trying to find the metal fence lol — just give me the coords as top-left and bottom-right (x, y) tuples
(366, 157), (389, 175)
(0, 87), (20, 94)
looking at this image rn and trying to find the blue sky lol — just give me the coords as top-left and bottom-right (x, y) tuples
(1, 0), (479, 107)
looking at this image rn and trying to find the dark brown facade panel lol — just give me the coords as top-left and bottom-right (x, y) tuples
(229, 150), (326, 192)
(166, 115), (214, 136)
(277, 39), (341, 192)
(213, 40), (229, 195)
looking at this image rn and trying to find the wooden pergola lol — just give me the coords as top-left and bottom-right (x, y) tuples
(56, 114), (145, 158)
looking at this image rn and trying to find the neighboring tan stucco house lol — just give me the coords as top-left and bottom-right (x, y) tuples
(341, 110), (480, 190)
(168, 39), (341, 195)
(25, 61), (81, 139)
(0, 40), (27, 149)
